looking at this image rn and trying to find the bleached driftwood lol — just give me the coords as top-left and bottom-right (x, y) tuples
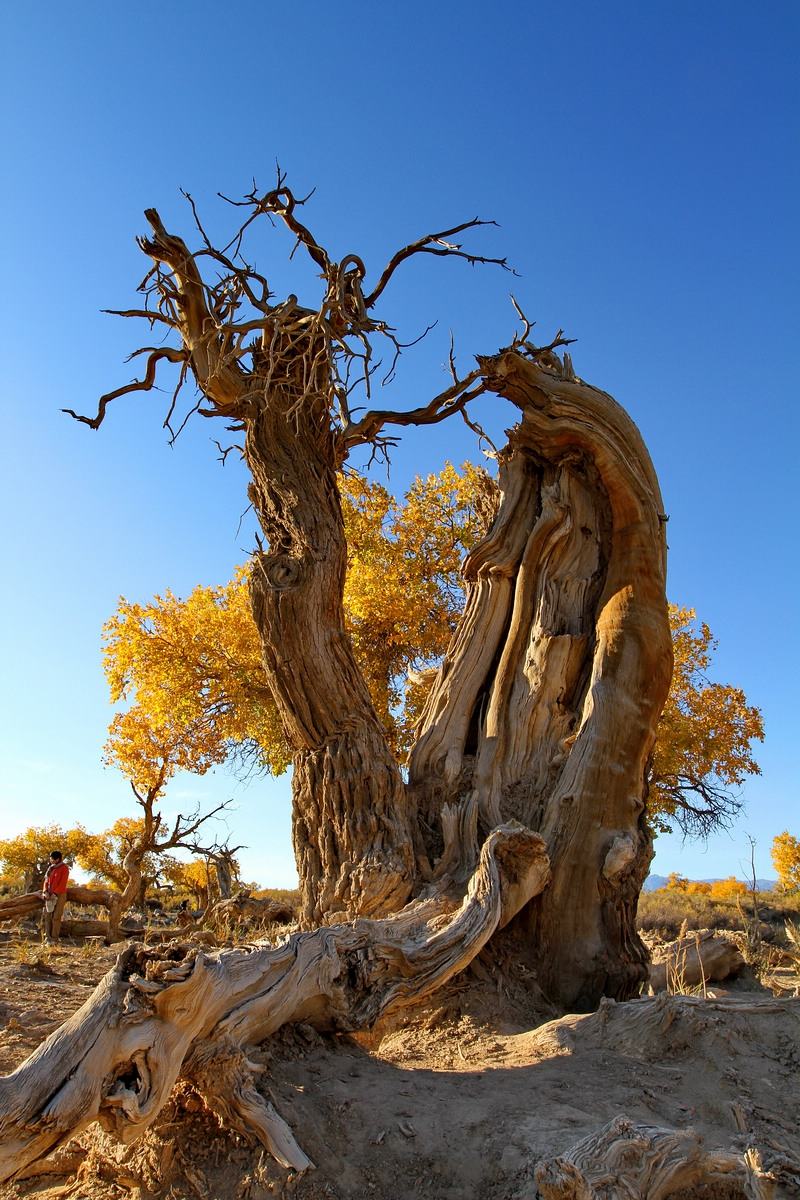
(648, 929), (745, 992)
(0, 821), (548, 1182)
(535, 1116), (777, 1199)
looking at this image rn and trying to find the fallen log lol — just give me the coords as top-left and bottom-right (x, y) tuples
(648, 929), (745, 992)
(0, 821), (549, 1182)
(0, 885), (118, 926)
(58, 918), (114, 940)
(0, 892), (42, 922)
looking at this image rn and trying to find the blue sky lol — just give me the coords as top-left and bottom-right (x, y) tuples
(0, 1), (797, 886)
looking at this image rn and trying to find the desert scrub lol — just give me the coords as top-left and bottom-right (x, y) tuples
(637, 889), (757, 938)
(251, 887), (301, 906)
(638, 887), (800, 939)
(11, 938), (52, 967)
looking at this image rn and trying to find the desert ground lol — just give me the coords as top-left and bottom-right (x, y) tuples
(1, 923), (799, 1200)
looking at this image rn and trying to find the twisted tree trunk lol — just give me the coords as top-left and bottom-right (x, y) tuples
(26, 194), (676, 1186)
(410, 351), (672, 1007)
(245, 363), (415, 925)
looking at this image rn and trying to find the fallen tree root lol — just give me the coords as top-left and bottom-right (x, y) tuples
(0, 821), (548, 1182)
(648, 929), (745, 993)
(534, 1116), (779, 1199)
(185, 1037), (313, 1172)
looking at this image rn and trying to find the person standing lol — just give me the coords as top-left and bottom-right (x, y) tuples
(42, 850), (69, 942)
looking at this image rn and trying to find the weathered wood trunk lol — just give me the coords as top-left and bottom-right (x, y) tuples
(410, 352), (672, 1007)
(0, 886), (118, 928)
(245, 352), (415, 924)
(535, 1115), (772, 1199)
(0, 824), (549, 1182)
(213, 854), (234, 900)
(649, 929), (745, 992)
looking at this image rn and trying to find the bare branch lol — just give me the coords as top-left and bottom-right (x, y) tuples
(218, 179), (331, 274)
(364, 218), (514, 309)
(63, 347), (186, 430)
(102, 307), (178, 329)
(341, 367), (487, 450)
(212, 438), (244, 465)
(156, 799), (234, 855)
(163, 360), (189, 441)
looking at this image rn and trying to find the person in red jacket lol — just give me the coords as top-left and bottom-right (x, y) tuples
(42, 850), (69, 942)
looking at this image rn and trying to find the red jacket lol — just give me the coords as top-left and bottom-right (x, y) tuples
(43, 862), (69, 895)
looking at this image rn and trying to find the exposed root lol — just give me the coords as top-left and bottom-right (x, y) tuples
(535, 1116), (780, 1199)
(185, 1038), (313, 1172)
(0, 821), (548, 1182)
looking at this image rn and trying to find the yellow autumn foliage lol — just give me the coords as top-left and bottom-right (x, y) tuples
(649, 606), (764, 836)
(771, 831), (800, 891)
(75, 817), (165, 890)
(708, 876), (748, 899)
(101, 464), (762, 839)
(103, 567), (288, 795)
(161, 857), (215, 904)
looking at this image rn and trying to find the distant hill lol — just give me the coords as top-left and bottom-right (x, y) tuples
(643, 874), (777, 892)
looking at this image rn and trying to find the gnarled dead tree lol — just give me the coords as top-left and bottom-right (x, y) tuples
(0, 177), (672, 1180)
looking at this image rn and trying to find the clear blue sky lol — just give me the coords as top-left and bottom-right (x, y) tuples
(1, 1), (797, 886)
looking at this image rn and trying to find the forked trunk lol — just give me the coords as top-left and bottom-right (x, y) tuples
(410, 351), (672, 1007)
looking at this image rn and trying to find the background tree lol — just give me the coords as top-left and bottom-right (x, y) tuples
(0, 824), (95, 892)
(708, 876), (748, 900)
(77, 817), (157, 893)
(161, 857), (215, 908)
(649, 606), (763, 837)
(771, 831), (800, 891)
(98, 718), (236, 934)
(105, 473), (761, 845)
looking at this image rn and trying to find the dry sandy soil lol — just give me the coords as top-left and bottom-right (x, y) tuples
(1, 933), (799, 1199)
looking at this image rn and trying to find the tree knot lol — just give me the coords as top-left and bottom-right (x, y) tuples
(254, 553), (304, 591)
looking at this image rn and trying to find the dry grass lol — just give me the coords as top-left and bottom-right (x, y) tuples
(251, 887), (301, 905)
(637, 888), (800, 940)
(10, 937), (53, 967)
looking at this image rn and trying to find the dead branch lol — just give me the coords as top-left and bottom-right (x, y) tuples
(340, 367), (487, 451)
(62, 347), (186, 430)
(65, 180), (521, 450)
(364, 217), (513, 309)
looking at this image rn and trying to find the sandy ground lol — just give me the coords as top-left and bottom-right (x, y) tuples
(1, 933), (799, 1199)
